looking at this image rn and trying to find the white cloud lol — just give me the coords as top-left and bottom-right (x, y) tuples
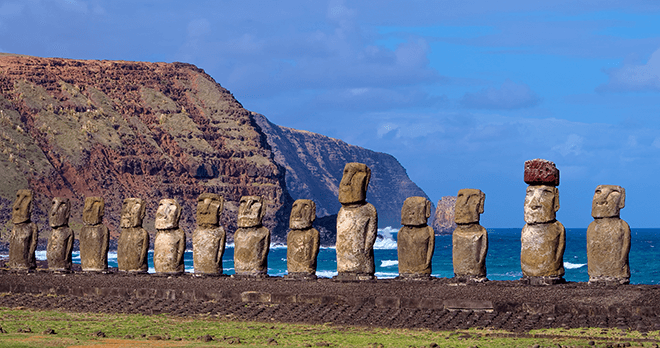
(552, 134), (584, 156)
(459, 79), (542, 110)
(598, 48), (660, 92)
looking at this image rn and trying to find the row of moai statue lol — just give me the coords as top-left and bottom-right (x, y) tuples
(7, 159), (631, 285)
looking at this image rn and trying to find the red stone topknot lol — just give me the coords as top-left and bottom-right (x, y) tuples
(524, 159), (559, 186)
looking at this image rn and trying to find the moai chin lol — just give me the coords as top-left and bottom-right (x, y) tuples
(587, 185), (630, 285)
(233, 196), (270, 277)
(335, 162), (378, 280)
(153, 199), (186, 275)
(397, 196), (434, 279)
(520, 159), (566, 285)
(286, 199), (320, 279)
(46, 197), (74, 272)
(193, 193), (226, 276)
(8, 189), (38, 271)
(117, 198), (149, 273)
(79, 197), (109, 272)
(452, 189), (488, 282)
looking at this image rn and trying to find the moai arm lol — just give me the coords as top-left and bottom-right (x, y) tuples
(66, 230), (74, 262)
(176, 232), (186, 267)
(260, 229), (271, 262)
(216, 227), (226, 265)
(365, 209), (378, 250)
(555, 224), (566, 267)
(101, 225), (109, 255)
(29, 223), (38, 257)
(621, 220), (631, 261)
(479, 230), (488, 265)
(139, 231), (149, 267)
(426, 226), (435, 266)
(311, 229), (320, 261)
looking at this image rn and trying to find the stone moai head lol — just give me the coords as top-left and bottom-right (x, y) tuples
(591, 185), (625, 219)
(338, 162), (371, 204)
(197, 193), (224, 226)
(155, 199), (181, 230)
(12, 189), (33, 224)
(290, 199), (316, 230)
(454, 189), (485, 225)
(238, 195), (265, 228)
(120, 198), (146, 228)
(82, 196), (105, 226)
(524, 185), (559, 224)
(49, 197), (71, 228)
(401, 196), (431, 226)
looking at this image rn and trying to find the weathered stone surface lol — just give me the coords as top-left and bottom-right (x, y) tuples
(8, 190), (38, 271)
(153, 199), (185, 275)
(234, 196), (270, 276)
(398, 197), (434, 278)
(587, 185), (630, 284)
(524, 158), (560, 186)
(287, 199), (320, 276)
(47, 198), (73, 272)
(79, 197), (109, 272)
(336, 163), (377, 278)
(117, 198), (149, 273)
(453, 189), (487, 280)
(432, 196), (457, 235)
(524, 185), (559, 224)
(193, 193), (226, 275)
(521, 221), (565, 278)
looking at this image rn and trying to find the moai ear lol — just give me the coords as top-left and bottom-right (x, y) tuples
(553, 188), (560, 213)
(618, 186), (626, 210)
(424, 199), (431, 219)
(478, 191), (485, 215)
(259, 197), (266, 221)
(363, 166), (372, 191)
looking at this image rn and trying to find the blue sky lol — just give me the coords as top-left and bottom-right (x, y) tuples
(2, 0), (660, 228)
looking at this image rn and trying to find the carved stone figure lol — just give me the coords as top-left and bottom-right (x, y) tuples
(286, 199), (320, 278)
(520, 159), (565, 285)
(233, 196), (270, 277)
(117, 198), (150, 273)
(79, 197), (109, 272)
(336, 162), (378, 280)
(193, 193), (226, 275)
(47, 197), (74, 272)
(153, 199), (185, 275)
(587, 185), (631, 285)
(452, 189), (488, 282)
(397, 196), (434, 279)
(8, 189), (38, 271)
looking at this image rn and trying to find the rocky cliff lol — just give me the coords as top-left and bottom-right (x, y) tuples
(432, 196), (457, 235)
(253, 113), (430, 229)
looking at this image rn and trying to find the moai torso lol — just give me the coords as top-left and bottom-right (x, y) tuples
(117, 198), (149, 273)
(520, 159), (565, 283)
(336, 162), (378, 277)
(79, 197), (109, 272)
(397, 196), (434, 277)
(452, 189), (488, 280)
(47, 198), (74, 272)
(587, 185), (630, 284)
(8, 189), (38, 271)
(234, 196), (270, 276)
(287, 199), (320, 276)
(193, 193), (226, 275)
(153, 199), (186, 274)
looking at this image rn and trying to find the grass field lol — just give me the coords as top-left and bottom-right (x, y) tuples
(0, 308), (658, 347)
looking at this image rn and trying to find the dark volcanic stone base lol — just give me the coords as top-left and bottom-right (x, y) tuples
(522, 276), (565, 286)
(333, 272), (375, 281)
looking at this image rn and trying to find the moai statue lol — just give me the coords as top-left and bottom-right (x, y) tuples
(117, 198), (150, 273)
(233, 196), (270, 277)
(8, 189), (38, 271)
(335, 162), (378, 280)
(193, 193), (226, 276)
(452, 189), (488, 282)
(286, 199), (320, 279)
(397, 196), (435, 279)
(79, 197), (109, 272)
(520, 159), (565, 285)
(46, 197), (74, 272)
(587, 185), (631, 285)
(153, 199), (185, 275)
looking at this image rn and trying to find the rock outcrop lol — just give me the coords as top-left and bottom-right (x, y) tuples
(432, 196), (457, 235)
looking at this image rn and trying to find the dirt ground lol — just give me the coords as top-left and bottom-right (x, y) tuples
(0, 262), (659, 333)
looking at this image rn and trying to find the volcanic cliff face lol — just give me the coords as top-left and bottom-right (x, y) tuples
(253, 113), (431, 230)
(432, 196), (457, 235)
(0, 53), (292, 244)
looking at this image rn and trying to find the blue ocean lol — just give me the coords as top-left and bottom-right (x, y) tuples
(30, 228), (660, 285)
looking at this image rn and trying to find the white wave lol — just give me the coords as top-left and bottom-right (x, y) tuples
(380, 260), (398, 268)
(316, 270), (338, 278)
(374, 272), (398, 279)
(226, 243), (235, 249)
(373, 238), (397, 250)
(320, 246), (336, 250)
(565, 262), (586, 269)
(270, 244), (287, 249)
(35, 250), (47, 261)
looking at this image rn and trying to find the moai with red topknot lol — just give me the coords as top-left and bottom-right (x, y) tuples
(520, 159), (566, 285)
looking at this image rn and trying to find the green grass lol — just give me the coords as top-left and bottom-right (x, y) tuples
(0, 307), (658, 347)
